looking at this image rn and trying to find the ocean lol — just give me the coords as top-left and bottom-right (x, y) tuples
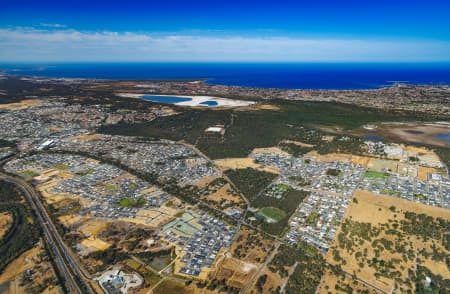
(1, 62), (450, 90)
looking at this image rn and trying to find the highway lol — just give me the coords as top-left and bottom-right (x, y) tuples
(0, 172), (96, 294)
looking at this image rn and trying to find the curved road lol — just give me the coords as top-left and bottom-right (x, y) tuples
(0, 172), (96, 293)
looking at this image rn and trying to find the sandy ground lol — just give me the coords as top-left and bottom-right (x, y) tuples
(191, 176), (219, 187)
(229, 228), (273, 265)
(0, 245), (61, 294)
(80, 237), (111, 254)
(236, 103), (281, 111)
(214, 157), (280, 174)
(249, 267), (285, 294)
(213, 256), (258, 289)
(281, 139), (315, 147)
(0, 212), (13, 240)
(312, 152), (444, 180)
(78, 218), (110, 237)
(69, 134), (102, 141)
(317, 268), (380, 294)
(0, 99), (41, 110)
(252, 146), (289, 155)
(313, 152), (372, 166)
(204, 183), (243, 204)
(117, 93), (255, 108)
(0, 247), (40, 284)
(215, 158), (261, 170)
(350, 189), (450, 222)
(326, 189), (450, 293)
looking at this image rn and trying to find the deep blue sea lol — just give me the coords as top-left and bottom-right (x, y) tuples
(1, 63), (450, 89)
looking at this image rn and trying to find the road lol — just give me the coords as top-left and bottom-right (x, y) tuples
(240, 242), (281, 294)
(0, 172), (96, 294)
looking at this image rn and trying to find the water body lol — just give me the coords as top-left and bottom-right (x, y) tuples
(2, 63), (450, 89)
(363, 134), (384, 141)
(141, 95), (192, 104)
(436, 133), (450, 145)
(200, 100), (219, 106)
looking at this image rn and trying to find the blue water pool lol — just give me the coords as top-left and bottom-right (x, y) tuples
(200, 100), (219, 106)
(141, 95), (192, 104)
(436, 133), (450, 145)
(363, 134), (384, 141)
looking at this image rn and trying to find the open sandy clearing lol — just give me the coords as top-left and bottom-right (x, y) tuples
(0, 99), (41, 110)
(0, 212), (13, 240)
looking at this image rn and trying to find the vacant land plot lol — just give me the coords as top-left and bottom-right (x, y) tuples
(313, 152), (372, 166)
(0, 245), (60, 294)
(79, 237), (111, 255)
(0, 99), (41, 110)
(153, 278), (192, 294)
(0, 212), (12, 240)
(250, 267), (285, 294)
(201, 183), (245, 213)
(231, 227), (275, 264)
(327, 189), (450, 293)
(215, 158), (260, 170)
(125, 258), (161, 289)
(214, 256), (257, 289)
(317, 268), (380, 294)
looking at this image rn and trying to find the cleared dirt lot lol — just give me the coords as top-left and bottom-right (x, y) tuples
(213, 255), (258, 289)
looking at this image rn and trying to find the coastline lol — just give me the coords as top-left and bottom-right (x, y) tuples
(2, 62), (450, 90)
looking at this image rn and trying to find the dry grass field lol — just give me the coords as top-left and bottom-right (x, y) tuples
(0, 99), (41, 110)
(0, 212), (12, 240)
(0, 245), (60, 294)
(249, 267), (286, 294)
(213, 255), (258, 289)
(326, 190), (450, 293)
(317, 268), (380, 294)
(215, 158), (261, 170)
(203, 183), (243, 205)
(230, 227), (275, 264)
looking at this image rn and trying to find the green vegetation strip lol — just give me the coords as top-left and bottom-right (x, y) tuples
(99, 100), (430, 159)
(118, 197), (146, 208)
(19, 170), (40, 178)
(364, 170), (389, 179)
(0, 181), (41, 272)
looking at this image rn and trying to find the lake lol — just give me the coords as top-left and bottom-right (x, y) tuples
(436, 133), (450, 145)
(141, 95), (192, 104)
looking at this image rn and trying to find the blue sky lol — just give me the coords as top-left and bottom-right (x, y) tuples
(1, 0), (450, 62)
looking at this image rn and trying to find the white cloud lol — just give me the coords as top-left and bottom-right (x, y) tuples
(0, 27), (449, 62)
(39, 23), (68, 29)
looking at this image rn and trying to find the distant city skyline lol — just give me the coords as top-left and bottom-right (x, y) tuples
(1, 0), (450, 62)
